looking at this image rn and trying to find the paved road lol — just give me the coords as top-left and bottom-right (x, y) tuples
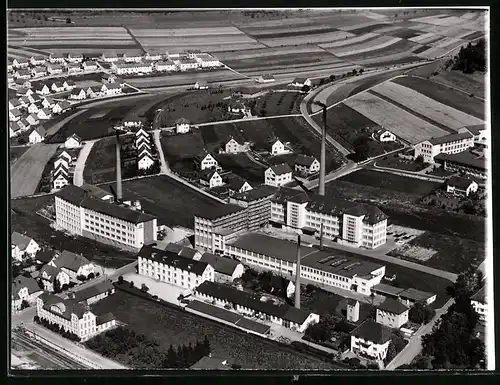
(73, 139), (98, 186)
(386, 298), (455, 370)
(45, 108), (88, 137)
(10, 143), (60, 198)
(153, 129), (170, 173)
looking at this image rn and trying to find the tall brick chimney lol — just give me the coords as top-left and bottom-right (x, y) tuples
(115, 130), (123, 200)
(318, 105), (327, 196)
(294, 234), (301, 309)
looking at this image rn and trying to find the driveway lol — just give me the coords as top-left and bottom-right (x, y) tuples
(73, 139), (99, 186)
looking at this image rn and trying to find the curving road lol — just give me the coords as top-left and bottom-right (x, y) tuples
(73, 139), (99, 186)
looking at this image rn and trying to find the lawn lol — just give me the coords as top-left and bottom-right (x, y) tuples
(251, 91), (304, 116)
(90, 290), (339, 370)
(9, 146), (29, 164)
(300, 288), (345, 317)
(214, 153), (266, 183)
(388, 232), (486, 274)
(375, 154), (427, 172)
(393, 76), (485, 120)
(160, 131), (206, 170)
(432, 70), (486, 99)
(83, 136), (119, 185)
(198, 124), (246, 150)
(10, 199), (136, 268)
(99, 175), (225, 228)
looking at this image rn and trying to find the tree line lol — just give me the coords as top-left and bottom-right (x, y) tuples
(452, 38), (486, 74)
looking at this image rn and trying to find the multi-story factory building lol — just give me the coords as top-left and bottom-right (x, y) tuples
(55, 185), (157, 251)
(228, 185), (277, 231)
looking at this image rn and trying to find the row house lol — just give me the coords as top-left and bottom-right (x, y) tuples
(30, 56), (46, 66)
(434, 151), (486, 179)
(82, 61), (99, 71)
(52, 162), (71, 190)
(101, 52), (119, 62)
(29, 126), (47, 144)
(195, 54), (222, 68)
(49, 53), (66, 64)
(123, 52), (143, 62)
(144, 51), (163, 61)
(111, 61), (153, 75)
(39, 264), (70, 292)
(47, 63), (64, 75)
(294, 155), (320, 176)
(67, 53), (84, 63)
(67, 63), (84, 74)
(265, 164), (293, 187)
(36, 293), (116, 341)
(12, 58), (30, 68)
(49, 250), (95, 280)
(414, 131), (475, 163)
(138, 150), (155, 170)
(55, 150), (73, 169)
(31, 66), (48, 78)
(154, 60), (177, 72)
(11, 232), (40, 262)
(138, 244), (215, 291)
(194, 281), (319, 333)
(177, 58), (199, 71)
(12, 276), (43, 311)
(14, 69), (31, 80)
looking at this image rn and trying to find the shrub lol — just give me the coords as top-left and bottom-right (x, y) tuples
(118, 275), (124, 285)
(140, 283), (149, 293)
(88, 272), (95, 280)
(129, 281), (134, 288)
(77, 275), (86, 281)
(33, 315), (40, 324)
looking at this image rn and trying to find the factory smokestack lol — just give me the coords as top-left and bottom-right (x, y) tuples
(294, 234), (301, 309)
(115, 130), (123, 200)
(318, 106), (327, 196)
(319, 222), (324, 250)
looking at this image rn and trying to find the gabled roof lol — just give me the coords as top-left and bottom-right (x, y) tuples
(80, 184), (113, 200)
(199, 168), (219, 181)
(138, 150), (154, 162)
(376, 298), (409, 315)
(71, 280), (114, 302)
(230, 184), (277, 202)
(52, 250), (92, 273)
(139, 245), (209, 276)
(351, 319), (393, 344)
(40, 264), (63, 281)
(39, 292), (88, 320)
(32, 67), (47, 73)
(175, 117), (190, 125)
(71, 87), (85, 95)
(292, 77), (309, 84)
(194, 203), (245, 220)
(268, 163), (293, 176)
(295, 154), (317, 167)
(398, 288), (435, 303)
(19, 119), (30, 128)
(10, 98), (21, 106)
(66, 133), (82, 143)
(33, 126), (47, 137)
(11, 232), (34, 249)
(199, 253), (241, 276)
(10, 109), (22, 117)
(195, 80), (208, 86)
(434, 151), (486, 170)
(83, 60), (98, 66)
(10, 122), (21, 132)
(43, 96), (55, 104)
(96, 312), (116, 325)
(463, 124), (486, 135)
(53, 164), (70, 178)
(428, 132), (473, 145)
(57, 101), (71, 110)
(35, 249), (56, 264)
(65, 79), (76, 86)
(28, 113), (39, 121)
(447, 176), (476, 190)
(12, 276), (42, 298)
(225, 174), (249, 192)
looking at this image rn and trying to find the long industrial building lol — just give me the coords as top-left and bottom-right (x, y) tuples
(225, 233), (386, 296)
(54, 185), (158, 251)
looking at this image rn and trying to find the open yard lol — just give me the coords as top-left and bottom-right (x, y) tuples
(10, 143), (60, 199)
(99, 175), (225, 228)
(251, 91), (304, 116)
(375, 154), (427, 172)
(82, 136), (123, 185)
(430, 70), (486, 100)
(214, 153), (266, 183)
(388, 231), (486, 274)
(90, 290), (339, 369)
(393, 75), (485, 119)
(10, 146), (29, 164)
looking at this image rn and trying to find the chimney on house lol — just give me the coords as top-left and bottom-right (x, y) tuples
(115, 130), (123, 200)
(294, 234), (301, 309)
(319, 105), (327, 196)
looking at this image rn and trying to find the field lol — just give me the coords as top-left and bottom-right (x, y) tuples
(393, 76), (485, 119)
(325, 35), (403, 57)
(82, 136), (119, 184)
(123, 70), (245, 88)
(214, 153), (266, 183)
(431, 70), (486, 99)
(10, 146), (29, 164)
(343, 91), (449, 144)
(375, 154), (427, 172)
(10, 197), (137, 268)
(99, 175), (225, 228)
(90, 290), (339, 369)
(10, 143), (60, 198)
(251, 91), (304, 116)
(388, 232), (486, 274)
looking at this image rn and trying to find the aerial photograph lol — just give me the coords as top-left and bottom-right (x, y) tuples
(8, 7), (491, 372)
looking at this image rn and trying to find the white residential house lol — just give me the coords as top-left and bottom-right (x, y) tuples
(135, 127), (149, 140)
(111, 61), (153, 75)
(49, 250), (95, 280)
(52, 164), (71, 190)
(268, 139), (287, 156)
(13, 58), (30, 68)
(26, 114), (40, 126)
(377, 130), (397, 142)
(16, 87), (34, 98)
(175, 118), (191, 134)
(265, 164), (293, 187)
(154, 60), (177, 72)
(49, 53), (66, 64)
(54, 151), (72, 169)
(42, 97), (56, 109)
(65, 133), (82, 149)
(10, 122), (22, 137)
(29, 126), (47, 144)
(9, 108), (22, 122)
(196, 152), (219, 171)
(199, 253), (244, 283)
(225, 137), (246, 154)
(101, 83), (123, 96)
(257, 74), (275, 83)
(12, 276), (43, 311)
(36, 84), (52, 96)
(177, 58), (199, 71)
(200, 169), (223, 189)
(138, 151), (155, 170)
(291, 77), (312, 88)
(18, 96), (30, 108)
(31, 66), (48, 78)
(51, 81), (66, 93)
(39, 265), (70, 292)
(14, 69), (31, 79)
(101, 52), (119, 62)
(11, 232), (40, 261)
(471, 286), (487, 322)
(414, 132), (475, 163)
(350, 320), (392, 361)
(30, 56), (46, 66)
(375, 298), (409, 329)
(225, 175), (252, 194)
(294, 155), (320, 175)
(37, 108), (53, 120)
(9, 98), (22, 110)
(28, 103), (40, 114)
(67, 63), (84, 74)
(67, 53), (84, 63)
(82, 61), (99, 71)
(63, 80), (76, 91)
(70, 88), (87, 100)
(123, 52), (143, 63)
(446, 176), (479, 197)
(47, 63), (64, 75)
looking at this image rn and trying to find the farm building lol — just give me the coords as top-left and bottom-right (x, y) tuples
(14, 69), (31, 79)
(138, 244), (215, 291)
(414, 132), (474, 163)
(199, 253), (244, 283)
(267, 139), (288, 156)
(194, 280), (319, 333)
(200, 169), (223, 189)
(29, 126), (47, 144)
(294, 155), (320, 175)
(193, 80), (209, 90)
(30, 56), (46, 66)
(471, 286), (487, 322)
(375, 298), (409, 329)
(446, 176), (479, 197)
(54, 184), (158, 251)
(47, 63), (64, 75)
(9, 108), (21, 122)
(434, 151), (486, 179)
(175, 118), (191, 134)
(350, 319), (392, 361)
(154, 60), (177, 72)
(70, 88), (87, 100)
(37, 108), (53, 121)
(31, 66), (47, 78)
(375, 130), (397, 142)
(82, 61), (99, 71)
(36, 292), (116, 341)
(13, 58), (30, 68)
(224, 174), (252, 194)
(67, 63), (83, 74)
(101, 52), (119, 62)
(52, 163), (71, 190)
(12, 275), (43, 311)
(257, 74), (275, 83)
(224, 137), (246, 154)
(67, 53), (84, 63)
(195, 151), (220, 171)
(65, 133), (82, 149)
(11, 232), (40, 261)
(290, 77), (312, 88)
(49, 250), (95, 280)
(265, 164), (293, 187)
(49, 53), (66, 64)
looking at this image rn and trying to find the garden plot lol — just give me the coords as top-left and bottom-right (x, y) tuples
(319, 32), (380, 49)
(387, 225), (425, 244)
(390, 245), (438, 262)
(340, 39), (419, 62)
(258, 30), (354, 47)
(409, 32), (443, 45)
(339, 20), (389, 32)
(244, 25), (339, 38)
(431, 37), (464, 49)
(343, 92), (449, 144)
(371, 81), (484, 130)
(326, 35), (401, 57)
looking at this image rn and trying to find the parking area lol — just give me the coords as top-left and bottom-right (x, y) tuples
(121, 272), (190, 304)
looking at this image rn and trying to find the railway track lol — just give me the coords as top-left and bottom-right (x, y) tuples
(11, 331), (90, 370)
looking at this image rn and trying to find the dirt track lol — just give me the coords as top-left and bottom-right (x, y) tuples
(10, 143), (59, 198)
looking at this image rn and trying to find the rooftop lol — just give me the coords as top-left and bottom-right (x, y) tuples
(295, 154), (317, 167)
(434, 151), (486, 171)
(377, 298), (409, 315)
(428, 132), (473, 145)
(52, 250), (91, 273)
(447, 176), (476, 190)
(71, 280), (114, 303)
(39, 292), (88, 320)
(12, 276), (41, 298)
(471, 286), (486, 303)
(398, 288), (435, 302)
(463, 124), (486, 135)
(138, 245), (209, 276)
(372, 283), (405, 296)
(199, 253), (241, 276)
(269, 163), (293, 176)
(225, 174), (249, 192)
(230, 184), (277, 202)
(35, 249), (56, 264)
(194, 203), (245, 220)
(11, 232), (34, 249)
(351, 319), (393, 344)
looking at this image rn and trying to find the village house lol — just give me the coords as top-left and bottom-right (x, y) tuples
(47, 63), (64, 75)
(65, 133), (82, 149)
(82, 61), (99, 71)
(30, 56), (47, 66)
(175, 118), (191, 134)
(144, 51), (163, 61)
(26, 114), (40, 126)
(195, 54), (222, 68)
(70, 88), (87, 100)
(195, 152), (220, 171)
(52, 163), (71, 190)
(51, 81), (66, 93)
(55, 151), (73, 169)
(267, 139), (287, 156)
(138, 244), (215, 291)
(225, 137), (245, 154)
(67, 63), (83, 74)
(31, 66), (48, 78)
(11, 232), (40, 262)
(112, 61), (153, 75)
(294, 155), (320, 175)
(9, 98), (22, 110)
(36, 83), (52, 96)
(49, 250), (95, 280)
(16, 83), (33, 93)
(63, 79), (76, 91)
(154, 60), (177, 72)
(135, 128), (150, 142)
(414, 132), (475, 163)
(13, 58), (30, 68)
(471, 286), (487, 322)
(123, 52), (143, 63)
(199, 253), (245, 283)
(12, 276), (43, 311)
(446, 176), (479, 197)
(29, 93), (41, 104)
(102, 74), (117, 84)
(42, 96), (56, 109)
(36, 292), (117, 341)
(19, 96), (30, 108)
(49, 53), (66, 64)
(29, 126), (47, 144)
(225, 174), (252, 194)
(375, 298), (409, 329)
(200, 169), (224, 189)
(8, 59), (13, 72)
(39, 264), (70, 292)
(375, 130), (397, 142)
(10, 122), (22, 137)
(350, 319), (392, 361)
(101, 52), (119, 62)
(18, 119), (31, 131)
(257, 74), (275, 83)
(53, 100), (72, 115)
(265, 164), (293, 187)
(37, 108), (53, 121)
(14, 68), (32, 80)
(290, 77), (312, 88)
(35, 249), (57, 266)
(194, 281), (319, 332)
(193, 80), (209, 90)
(9, 108), (22, 122)
(136, 137), (152, 153)
(138, 151), (155, 170)
(101, 83), (123, 96)
(86, 86), (102, 98)
(67, 53), (84, 63)
(68, 279), (115, 305)
(27, 103), (40, 114)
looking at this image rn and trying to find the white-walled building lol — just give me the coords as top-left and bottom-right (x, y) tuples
(11, 232), (40, 262)
(225, 137), (246, 154)
(471, 286), (487, 322)
(65, 133), (82, 149)
(39, 264), (70, 292)
(49, 250), (95, 280)
(199, 253), (244, 283)
(175, 118), (191, 134)
(69, 280), (115, 305)
(200, 169), (223, 189)
(375, 298), (409, 329)
(52, 163), (71, 190)
(47, 63), (64, 75)
(350, 319), (392, 361)
(195, 53), (222, 68)
(123, 52), (143, 63)
(265, 164), (293, 187)
(49, 53), (66, 64)
(36, 84), (52, 96)
(268, 139), (287, 156)
(291, 77), (312, 88)
(101, 52), (119, 62)
(31, 66), (47, 78)
(54, 184), (158, 251)
(28, 103), (40, 114)
(70, 88), (87, 100)
(67, 63), (84, 74)
(37, 108), (52, 121)
(12, 276), (43, 311)
(42, 96), (56, 109)
(446, 176), (479, 197)
(414, 132), (475, 163)
(26, 114), (40, 126)
(13, 58), (30, 68)
(461, 125), (488, 146)
(29, 126), (47, 144)
(138, 244), (215, 291)
(138, 151), (155, 170)
(177, 58), (199, 71)
(196, 152), (219, 171)
(52, 101), (71, 115)
(14, 69), (31, 79)
(82, 61), (99, 71)
(377, 130), (397, 142)
(144, 51), (163, 61)
(225, 174), (252, 195)
(154, 60), (177, 72)
(67, 53), (84, 63)
(111, 61), (153, 75)
(30, 56), (46, 66)
(294, 155), (320, 175)
(9, 108), (22, 122)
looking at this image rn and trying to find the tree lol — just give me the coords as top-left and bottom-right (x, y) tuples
(118, 275), (124, 284)
(88, 272), (95, 280)
(409, 302), (436, 324)
(129, 281), (134, 288)
(352, 136), (370, 162)
(53, 279), (61, 293)
(203, 335), (211, 355)
(141, 283), (149, 293)
(305, 322), (331, 342)
(66, 17), (72, 23)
